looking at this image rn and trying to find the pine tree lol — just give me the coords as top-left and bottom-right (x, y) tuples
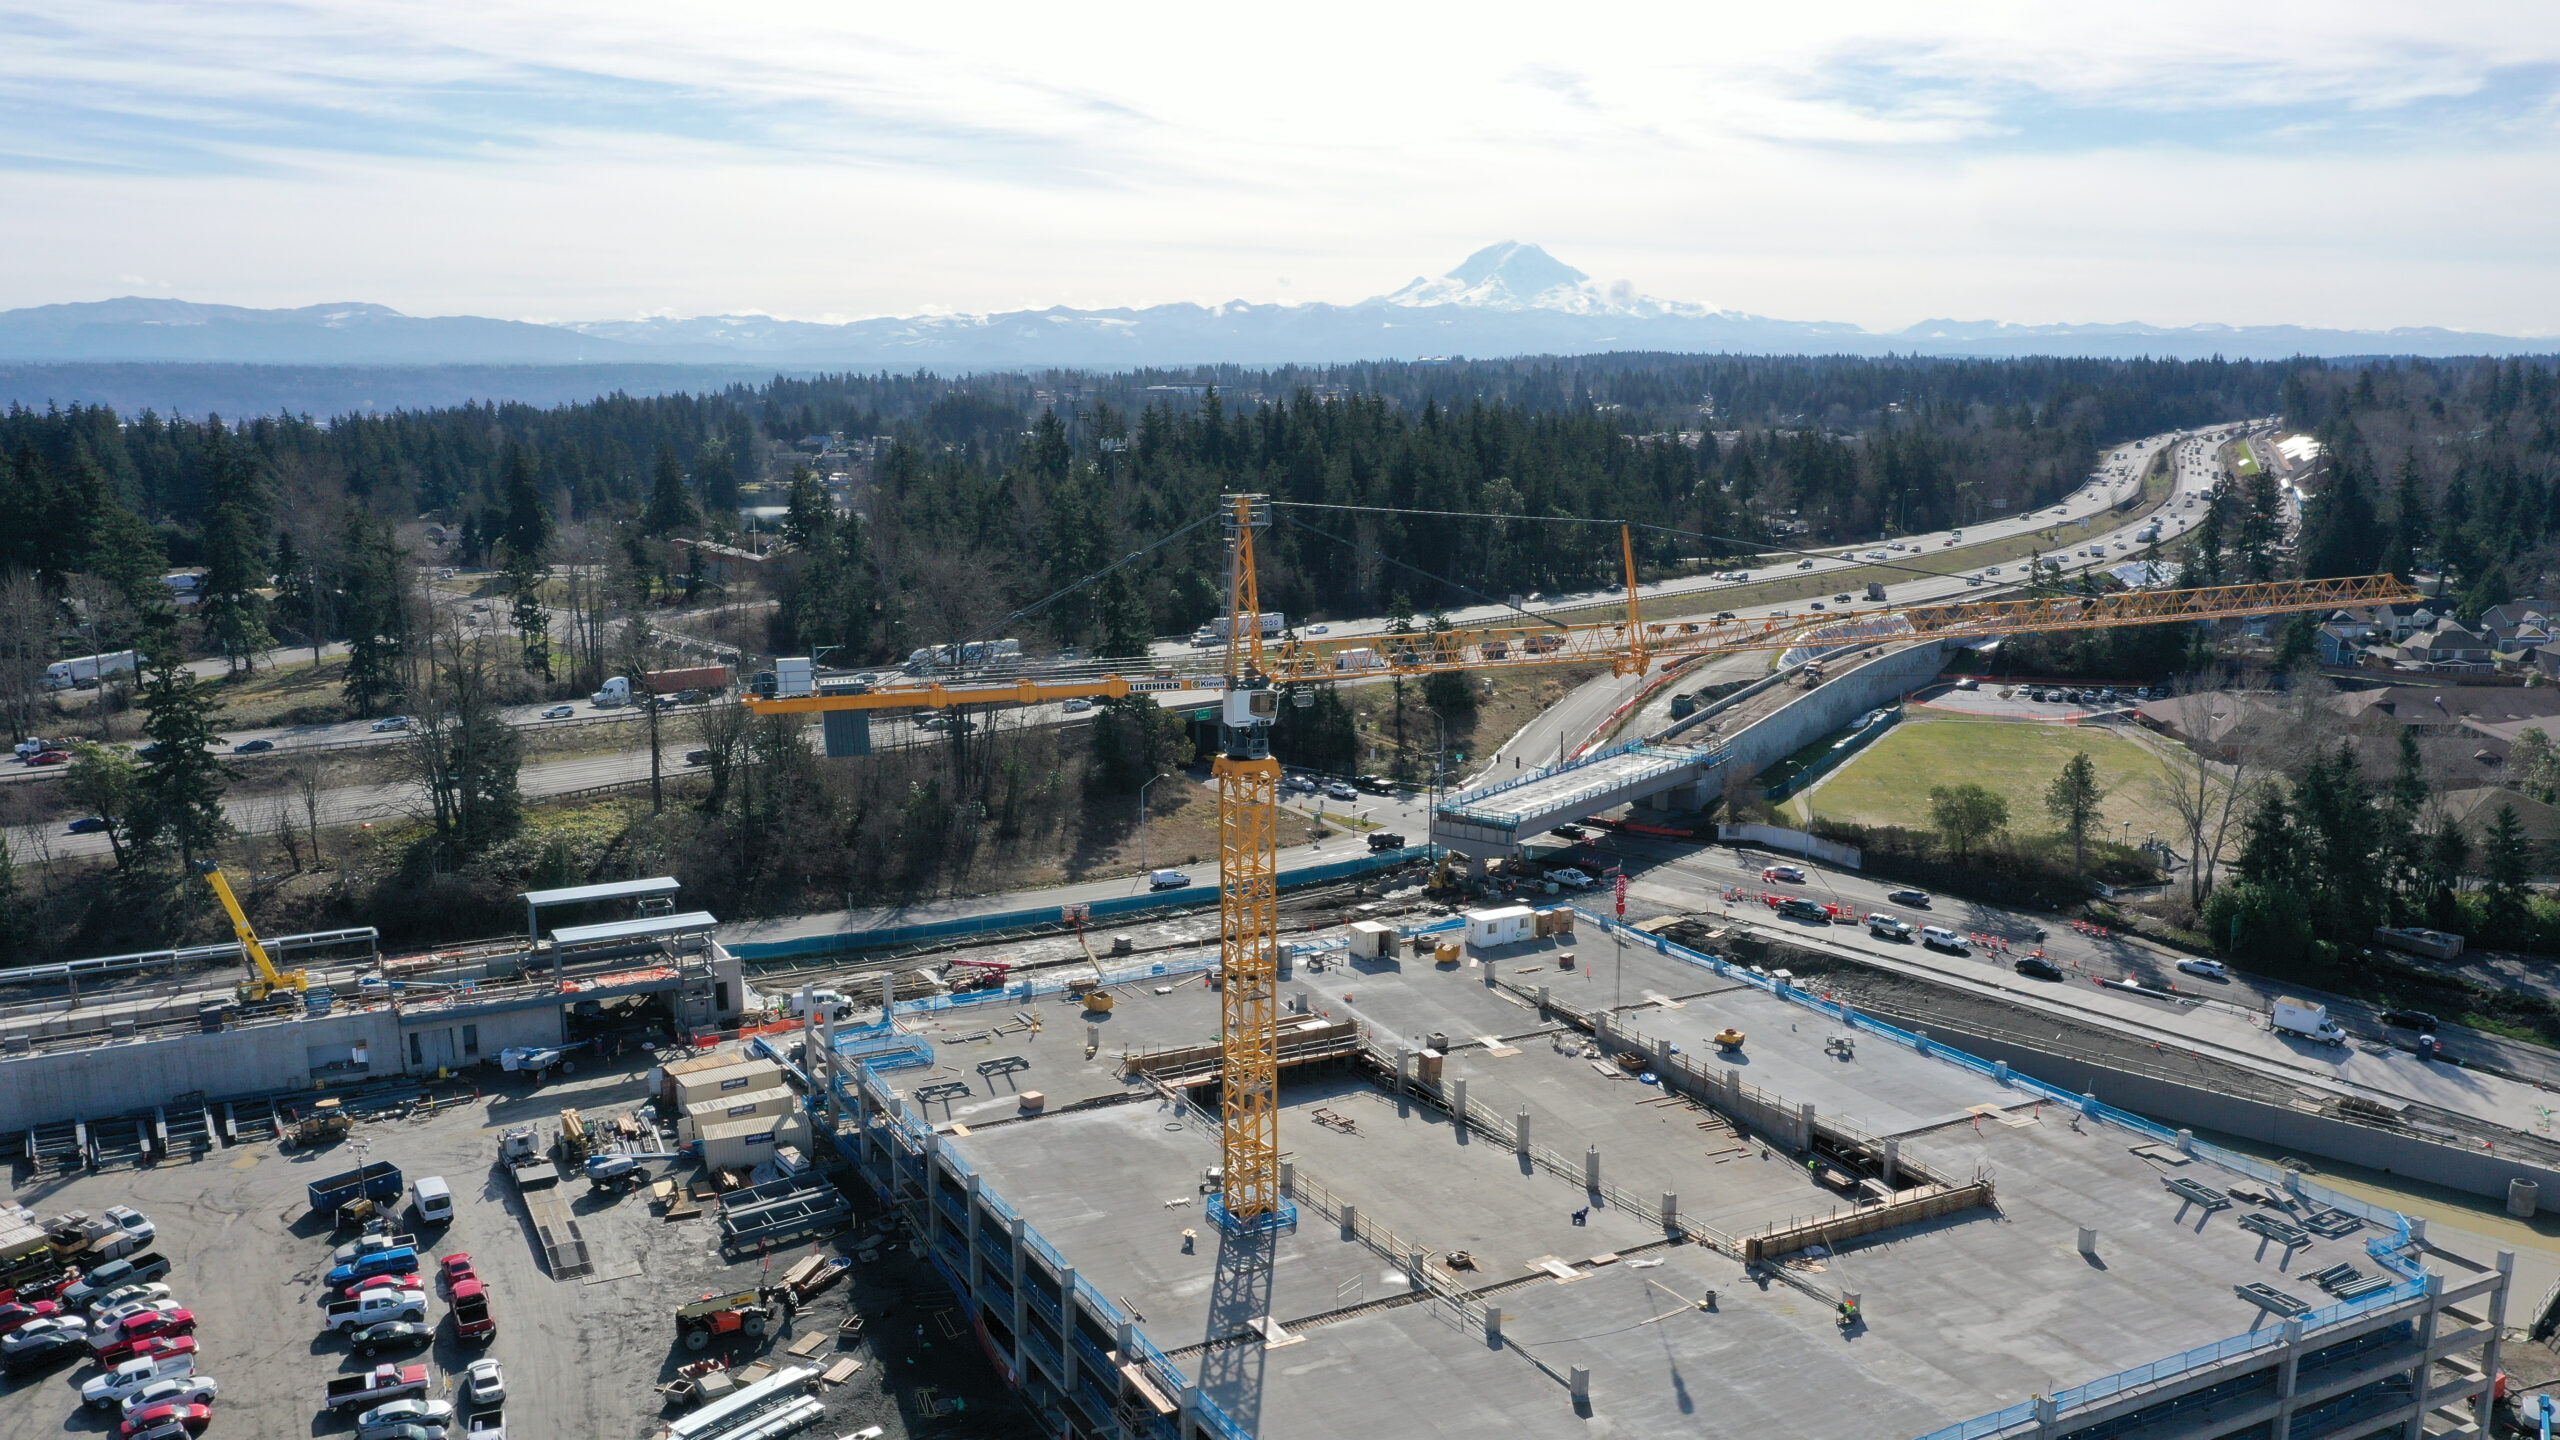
(1097, 568), (1152, 661)
(339, 509), (408, 716)
(644, 446), (700, 536)
(132, 651), (233, 868)
(2044, 750), (2108, 881)
(196, 421), (275, 672)
(2483, 803), (2534, 940)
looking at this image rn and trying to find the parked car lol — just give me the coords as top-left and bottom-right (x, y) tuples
(25, 749), (69, 765)
(1761, 865), (1806, 884)
(231, 738), (274, 753)
(68, 816), (110, 833)
(1366, 832), (1406, 851)
(93, 1309), (195, 1360)
(1324, 781), (1358, 800)
(120, 1374), (218, 1418)
(2, 1328), (86, 1375)
(370, 716), (410, 732)
(542, 705), (575, 719)
(1776, 897), (1829, 924)
(440, 1254), (478, 1291)
(1546, 868), (1597, 891)
(357, 1397), (456, 1432)
(2014, 957), (2064, 981)
(88, 1284), (175, 1319)
(1866, 914), (1912, 941)
(122, 1403), (213, 1439)
(350, 1320), (435, 1357)
(461, 1356), (506, 1405)
(1886, 888), (1932, 908)
(0, 1301), (57, 1336)
(1549, 823), (1587, 840)
(2381, 1009), (2440, 1032)
(2176, 958), (2229, 981)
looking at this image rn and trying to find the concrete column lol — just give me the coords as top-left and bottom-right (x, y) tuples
(1882, 1139), (1901, 1189)
(1515, 1109), (1532, 1156)
(1537, 985), (1551, 1011)
(1179, 1384), (1201, 1438)
(882, 970), (896, 1013)
(1796, 1101), (1816, 1151)
(1008, 1216), (1028, 1374)
(2480, 1251), (2516, 1431)
(1404, 1249), (1424, 1290)
(1994, 1060), (2010, 1086)
(2078, 1092), (2096, 1114)
(1652, 1037), (1672, 1069)
(1450, 1078), (1469, 1138)
(965, 1174), (985, 1292)
(2175, 1128), (2193, 1155)
(1340, 1202), (1358, 1241)
(2076, 1228), (2099, 1259)
(2032, 1395), (2058, 1435)
(1278, 1160), (1295, 1195)
(1660, 1192), (1679, 1232)
(1395, 1047), (1410, 1091)
(1584, 1146), (1601, 1192)
(1914, 1028), (1930, 1055)
(1569, 1365), (1591, 1408)
(2282, 1168), (2301, 1196)
(2409, 1217), (2428, 1245)
(1484, 1306), (1503, 1347)
(2270, 1316), (2306, 1440)
(1058, 1264), (1080, 1390)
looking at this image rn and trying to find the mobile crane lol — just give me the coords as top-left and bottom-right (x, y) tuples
(746, 492), (2418, 1231)
(196, 860), (308, 1004)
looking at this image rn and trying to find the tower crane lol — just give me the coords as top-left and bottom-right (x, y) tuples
(745, 492), (2419, 1231)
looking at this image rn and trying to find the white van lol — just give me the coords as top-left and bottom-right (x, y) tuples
(1919, 926), (1971, 955)
(1149, 870), (1193, 891)
(413, 1175), (454, 1225)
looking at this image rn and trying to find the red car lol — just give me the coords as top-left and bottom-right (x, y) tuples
(440, 1253), (476, 1290)
(345, 1272), (420, 1298)
(24, 750), (69, 766)
(121, 1401), (211, 1438)
(93, 1309), (195, 1363)
(0, 1300), (59, 1336)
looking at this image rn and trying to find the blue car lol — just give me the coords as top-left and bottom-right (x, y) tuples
(327, 1247), (418, 1290)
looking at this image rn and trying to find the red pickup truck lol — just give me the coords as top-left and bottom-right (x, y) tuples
(450, 1278), (494, 1344)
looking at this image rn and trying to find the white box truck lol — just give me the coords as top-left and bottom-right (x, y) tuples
(44, 651), (137, 691)
(2271, 996), (2348, 1045)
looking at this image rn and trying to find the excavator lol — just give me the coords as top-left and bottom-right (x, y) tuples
(196, 860), (308, 1005)
(747, 491), (2419, 1233)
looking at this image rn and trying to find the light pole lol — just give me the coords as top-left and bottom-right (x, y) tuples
(1139, 772), (1166, 875)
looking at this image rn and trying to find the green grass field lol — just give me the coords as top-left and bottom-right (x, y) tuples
(2229, 439), (2261, 477)
(1792, 716), (2191, 848)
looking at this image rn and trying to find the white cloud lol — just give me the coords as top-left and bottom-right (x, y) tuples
(2, 2), (2557, 331)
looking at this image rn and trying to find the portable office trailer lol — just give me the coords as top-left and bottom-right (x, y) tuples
(1462, 905), (1537, 948)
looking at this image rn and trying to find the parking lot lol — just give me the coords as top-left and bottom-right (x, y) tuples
(0, 1058), (1038, 1440)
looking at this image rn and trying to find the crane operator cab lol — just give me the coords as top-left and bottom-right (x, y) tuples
(1222, 678), (1279, 761)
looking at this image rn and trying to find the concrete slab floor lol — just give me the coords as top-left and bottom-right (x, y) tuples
(0, 1060), (1034, 1440)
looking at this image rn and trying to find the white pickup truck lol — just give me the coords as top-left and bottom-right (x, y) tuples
(324, 1289), (427, 1335)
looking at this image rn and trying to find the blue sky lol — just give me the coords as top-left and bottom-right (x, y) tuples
(3, 2), (2556, 333)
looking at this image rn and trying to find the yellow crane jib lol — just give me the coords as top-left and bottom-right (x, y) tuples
(195, 861), (308, 1001)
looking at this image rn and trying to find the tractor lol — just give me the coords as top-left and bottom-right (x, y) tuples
(675, 1287), (791, 1352)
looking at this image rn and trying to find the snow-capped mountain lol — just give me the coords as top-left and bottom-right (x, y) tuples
(0, 246), (2544, 374)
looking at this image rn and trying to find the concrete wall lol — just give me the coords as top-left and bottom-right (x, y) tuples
(0, 1009), (400, 1127)
(397, 1003), (560, 1072)
(1694, 641), (1955, 807)
(1911, 1017), (2560, 1203)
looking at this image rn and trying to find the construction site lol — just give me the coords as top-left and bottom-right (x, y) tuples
(0, 493), (2535, 1440)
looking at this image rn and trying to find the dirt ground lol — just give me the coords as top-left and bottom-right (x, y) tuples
(0, 1058), (1039, 1440)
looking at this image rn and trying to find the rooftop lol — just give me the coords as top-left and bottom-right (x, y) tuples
(876, 922), (2409, 1440)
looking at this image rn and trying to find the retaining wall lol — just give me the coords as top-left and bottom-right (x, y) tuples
(1691, 641), (1955, 807)
(1903, 1017), (2560, 1204)
(0, 1008), (401, 1128)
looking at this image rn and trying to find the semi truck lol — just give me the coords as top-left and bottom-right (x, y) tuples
(1196, 612), (1286, 644)
(43, 651), (136, 691)
(645, 665), (732, 696)
(2271, 996), (2349, 1046)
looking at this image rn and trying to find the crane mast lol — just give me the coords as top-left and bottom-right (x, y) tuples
(1212, 495), (1285, 1228)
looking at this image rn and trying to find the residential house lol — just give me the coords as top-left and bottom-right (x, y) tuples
(2398, 618), (2494, 672)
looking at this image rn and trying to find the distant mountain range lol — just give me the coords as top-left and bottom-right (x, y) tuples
(0, 244), (2547, 376)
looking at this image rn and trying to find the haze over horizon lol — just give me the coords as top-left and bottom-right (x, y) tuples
(8, 4), (2560, 340)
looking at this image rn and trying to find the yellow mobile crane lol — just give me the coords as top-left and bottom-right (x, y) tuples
(196, 861), (308, 1003)
(745, 493), (2418, 1232)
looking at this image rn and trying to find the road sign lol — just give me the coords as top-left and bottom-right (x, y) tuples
(1614, 874), (1627, 918)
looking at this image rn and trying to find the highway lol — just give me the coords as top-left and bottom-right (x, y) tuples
(13, 419), (2240, 864)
